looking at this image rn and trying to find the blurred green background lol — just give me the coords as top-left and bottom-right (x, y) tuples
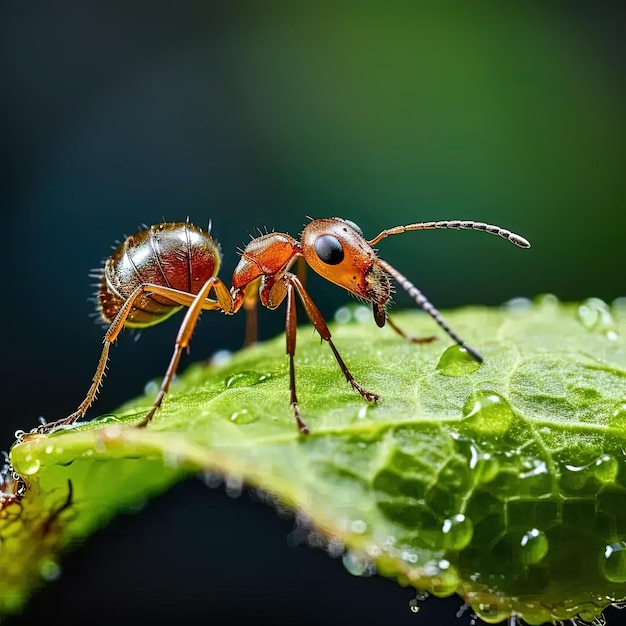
(1, 1), (624, 624)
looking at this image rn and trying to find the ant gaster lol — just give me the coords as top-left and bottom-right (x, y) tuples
(36, 217), (530, 435)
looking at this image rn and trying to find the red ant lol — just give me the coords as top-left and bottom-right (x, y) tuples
(35, 218), (529, 435)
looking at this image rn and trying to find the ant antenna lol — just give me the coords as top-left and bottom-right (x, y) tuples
(375, 257), (484, 362)
(368, 220), (531, 248)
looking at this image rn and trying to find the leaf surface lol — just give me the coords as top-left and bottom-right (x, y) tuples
(3, 298), (626, 624)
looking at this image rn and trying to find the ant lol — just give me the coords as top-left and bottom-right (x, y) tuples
(34, 217), (529, 436)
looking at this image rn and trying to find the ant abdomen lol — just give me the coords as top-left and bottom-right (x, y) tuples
(98, 222), (222, 328)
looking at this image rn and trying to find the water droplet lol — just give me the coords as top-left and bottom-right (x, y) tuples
(472, 603), (511, 624)
(436, 345), (481, 377)
(593, 454), (619, 484)
(334, 306), (352, 324)
(560, 455), (619, 491)
(577, 605), (605, 624)
(476, 454), (499, 484)
(90, 414), (120, 425)
(20, 454), (40, 476)
(502, 296), (532, 312)
(326, 538), (345, 559)
(210, 349), (233, 366)
(461, 391), (515, 437)
(441, 514), (474, 550)
(612, 297), (626, 321)
(408, 599), (420, 613)
(610, 402), (626, 430)
(334, 304), (370, 324)
(601, 541), (626, 583)
(424, 561), (459, 597)
(229, 409), (258, 425)
(354, 306), (371, 323)
(577, 297), (617, 338)
(225, 371), (271, 389)
(342, 551), (375, 577)
(535, 293), (559, 309)
(350, 519), (367, 534)
(400, 548), (418, 563)
(224, 475), (244, 498)
(520, 528), (549, 565)
(143, 379), (159, 397)
(519, 459), (548, 480)
(39, 558), (61, 582)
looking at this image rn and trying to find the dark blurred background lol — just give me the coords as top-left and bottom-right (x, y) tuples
(1, 1), (624, 624)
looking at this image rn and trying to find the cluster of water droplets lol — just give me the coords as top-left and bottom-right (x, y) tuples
(222, 370), (274, 425)
(333, 303), (372, 325)
(576, 297), (620, 341)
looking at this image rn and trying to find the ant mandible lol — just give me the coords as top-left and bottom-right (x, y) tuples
(36, 217), (530, 436)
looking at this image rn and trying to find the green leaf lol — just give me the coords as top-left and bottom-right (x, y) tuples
(3, 297), (626, 624)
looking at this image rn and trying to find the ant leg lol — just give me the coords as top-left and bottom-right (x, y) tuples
(284, 282), (309, 434)
(242, 278), (261, 348)
(295, 255), (308, 288)
(136, 277), (224, 428)
(36, 280), (231, 434)
(36, 340), (113, 433)
(385, 315), (438, 344)
(287, 274), (379, 403)
(36, 284), (150, 433)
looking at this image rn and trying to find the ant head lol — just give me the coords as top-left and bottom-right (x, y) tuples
(301, 218), (391, 314)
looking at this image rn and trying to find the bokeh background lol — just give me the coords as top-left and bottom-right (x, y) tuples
(1, 1), (624, 624)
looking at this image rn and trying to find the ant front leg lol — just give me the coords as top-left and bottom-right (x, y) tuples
(284, 281), (310, 434)
(286, 274), (379, 404)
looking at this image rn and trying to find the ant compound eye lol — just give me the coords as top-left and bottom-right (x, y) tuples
(342, 219), (363, 237)
(314, 235), (345, 265)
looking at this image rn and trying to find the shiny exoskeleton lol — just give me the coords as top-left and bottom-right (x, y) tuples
(36, 217), (530, 435)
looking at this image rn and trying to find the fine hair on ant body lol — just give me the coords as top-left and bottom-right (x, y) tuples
(35, 217), (530, 436)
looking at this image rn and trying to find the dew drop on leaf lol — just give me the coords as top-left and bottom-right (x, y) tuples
(593, 455), (619, 485)
(535, 293), (560, 309)
(560, 455), (619, 492)
(472, 603), (511, 624)
(461, 391), (515, 437)
(229, 409), (258, 425)
(502, 296), (532, 313)
(225, 371), (271, 389)
(39, 558), (61, 582)
(610, 402), (626, 430)
(440, 514), (473, 550)
(349, 519), (367, 534)
(210, 349), (232, 367)
(436, 345), (481, 377)
(341, 550), (375, 577)
(20, 455), (40, 476)
(424, 561), (459, 597)
(576, 297), (618, 339)
(519, 528), (549, 565)
(89, 414), (120, 426)
(601, 541), (626, 583)
(334, 306), (352, 324)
